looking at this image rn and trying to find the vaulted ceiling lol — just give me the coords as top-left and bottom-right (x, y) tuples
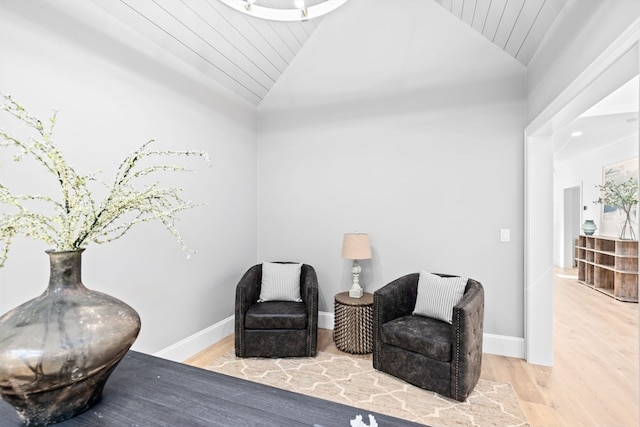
(433, 0), (566, 66)
(8, 0), (634, 163)
(62, 0), (567, 106)
(89, 0), (326, 106)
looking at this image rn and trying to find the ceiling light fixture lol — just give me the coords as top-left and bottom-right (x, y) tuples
(571, 131), (583, 137)
(218, 0), (349, 22)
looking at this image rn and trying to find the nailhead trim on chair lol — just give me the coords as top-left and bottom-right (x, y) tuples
(238, 285), (244, 356)
(307, 283), (314, 356)
(454, 308), (460, 401)
(373, 293), (380, 369)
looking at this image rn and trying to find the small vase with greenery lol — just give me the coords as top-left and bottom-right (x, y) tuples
(594, 177), (639, 240)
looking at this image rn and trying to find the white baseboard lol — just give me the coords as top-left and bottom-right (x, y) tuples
(154, 315), (234, 362)
(319, 311), (334, 330)
(482, 333), (525, 359)
(155, 312), (526, 362)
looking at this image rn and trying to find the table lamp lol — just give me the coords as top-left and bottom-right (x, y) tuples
(341, 233), (372, 298)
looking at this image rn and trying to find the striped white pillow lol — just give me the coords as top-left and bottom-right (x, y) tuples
(258, 262), (303, 302)
(413, 270), (468, 324)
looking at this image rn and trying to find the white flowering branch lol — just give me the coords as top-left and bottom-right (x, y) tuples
(0, 94), (210, 267)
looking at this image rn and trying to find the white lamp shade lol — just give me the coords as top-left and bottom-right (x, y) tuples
(341, 233), (372, 260)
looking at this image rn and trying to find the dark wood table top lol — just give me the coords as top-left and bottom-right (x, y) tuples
(335, 292), (374, 306)
(0, 351), (425, 426)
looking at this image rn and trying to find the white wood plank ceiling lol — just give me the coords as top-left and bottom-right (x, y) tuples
(90, 0), (327, 106)
(50, 0), (567, 106)
(433, 0), (567, 65)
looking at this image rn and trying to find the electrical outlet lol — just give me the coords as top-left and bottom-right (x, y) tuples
(500, 229), (510, 242)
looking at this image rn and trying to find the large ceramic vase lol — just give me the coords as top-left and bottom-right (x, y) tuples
(0, 250), (141, 426)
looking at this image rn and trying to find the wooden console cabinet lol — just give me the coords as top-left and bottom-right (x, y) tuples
(576, 235), (638, 302)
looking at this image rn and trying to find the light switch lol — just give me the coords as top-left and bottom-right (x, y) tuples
(500, 229), (510, 242)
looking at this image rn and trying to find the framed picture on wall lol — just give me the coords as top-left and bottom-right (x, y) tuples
(599, 157), (639, 238)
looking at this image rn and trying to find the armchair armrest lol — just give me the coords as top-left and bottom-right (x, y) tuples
(373, 273), (419, 368)
(300, 264), (319, 330)
(373, 273), (419, 325)
(301, 264), (319, 356)
(300, 264), (318, 307)
(235, 264), (261, 356)
(451, 279), (484, 401)
(235, 264), (262, 314)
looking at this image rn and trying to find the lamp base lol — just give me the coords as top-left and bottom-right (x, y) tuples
(349, 286), (363, 298)
(349, 259), (364, 298)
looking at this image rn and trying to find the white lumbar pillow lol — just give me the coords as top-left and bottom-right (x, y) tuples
(259, 262), (303, 302)
(413, 270), (468, 324)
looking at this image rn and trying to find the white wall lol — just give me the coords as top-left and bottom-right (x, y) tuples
(554, 135), (638, 266)
(0, 1), (257, 354)
(258, 0), (526, 341)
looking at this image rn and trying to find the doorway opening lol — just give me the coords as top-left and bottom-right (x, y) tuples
(525, 32), (639, 365)
(562, 185), (581, 269)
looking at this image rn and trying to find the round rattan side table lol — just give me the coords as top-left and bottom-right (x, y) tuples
(333, 292), (374, 354)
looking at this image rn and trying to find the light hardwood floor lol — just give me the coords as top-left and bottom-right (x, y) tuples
(185, 268), (639, 427)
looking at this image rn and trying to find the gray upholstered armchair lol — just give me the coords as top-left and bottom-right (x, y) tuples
(373, 273), (484, 401)
(235, 263), (318, 358)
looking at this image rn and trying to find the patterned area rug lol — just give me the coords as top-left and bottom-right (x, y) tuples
(205, 351), (529, 427)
